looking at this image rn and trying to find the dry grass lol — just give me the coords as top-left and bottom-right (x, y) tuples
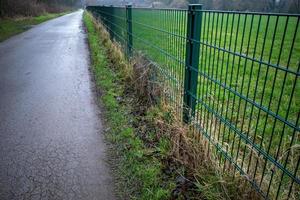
(86, 11), (263, 200)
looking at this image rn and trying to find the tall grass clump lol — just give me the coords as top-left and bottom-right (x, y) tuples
(84, 11), (265, 200)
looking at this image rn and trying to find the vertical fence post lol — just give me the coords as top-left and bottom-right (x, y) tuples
(183, 4), (202, 123)
(126, 5), (133, 58)
(109, 5), (114, 40)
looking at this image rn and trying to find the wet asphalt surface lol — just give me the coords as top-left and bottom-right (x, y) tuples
(0, 10), (116, 200)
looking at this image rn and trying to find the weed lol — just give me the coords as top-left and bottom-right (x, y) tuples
(84, 11), (263, 200)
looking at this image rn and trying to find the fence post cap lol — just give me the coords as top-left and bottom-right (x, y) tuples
(126, 4), (132, 8)
(188, 4), (203, 10)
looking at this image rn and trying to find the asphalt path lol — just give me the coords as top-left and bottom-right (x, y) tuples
(0, 10), (116, 200)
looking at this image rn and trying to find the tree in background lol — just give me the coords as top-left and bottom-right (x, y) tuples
(38, 0), (79, 6)
(151, 0), (300, 13)
(287, 0), (300, 13)
(82, 0), (299, 12)
(0, 0), (80, 17)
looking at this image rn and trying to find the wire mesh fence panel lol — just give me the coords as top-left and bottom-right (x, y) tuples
(87, 5), (300, 200)
(196, 10), (300, 199)
(131, 8), (188, 114)
(89, 6), (127, 47)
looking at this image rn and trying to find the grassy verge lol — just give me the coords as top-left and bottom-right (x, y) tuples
(0, 12), (69, 42)
(83, 12), (176, 199)
(87, 9), (300, 199)
(83, 11), (261, 200)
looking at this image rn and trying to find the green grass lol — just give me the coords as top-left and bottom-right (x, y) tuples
(0, 12), (68, 42)
(83, 12), (176, 200)
(94, 8), (300, 199)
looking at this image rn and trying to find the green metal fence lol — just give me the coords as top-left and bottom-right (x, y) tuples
(87, 5), (300, 199)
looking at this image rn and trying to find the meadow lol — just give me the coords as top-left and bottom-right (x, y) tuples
(95, 7), (299, 199)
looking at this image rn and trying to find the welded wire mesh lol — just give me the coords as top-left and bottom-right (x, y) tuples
(87, 6), (300, 200)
